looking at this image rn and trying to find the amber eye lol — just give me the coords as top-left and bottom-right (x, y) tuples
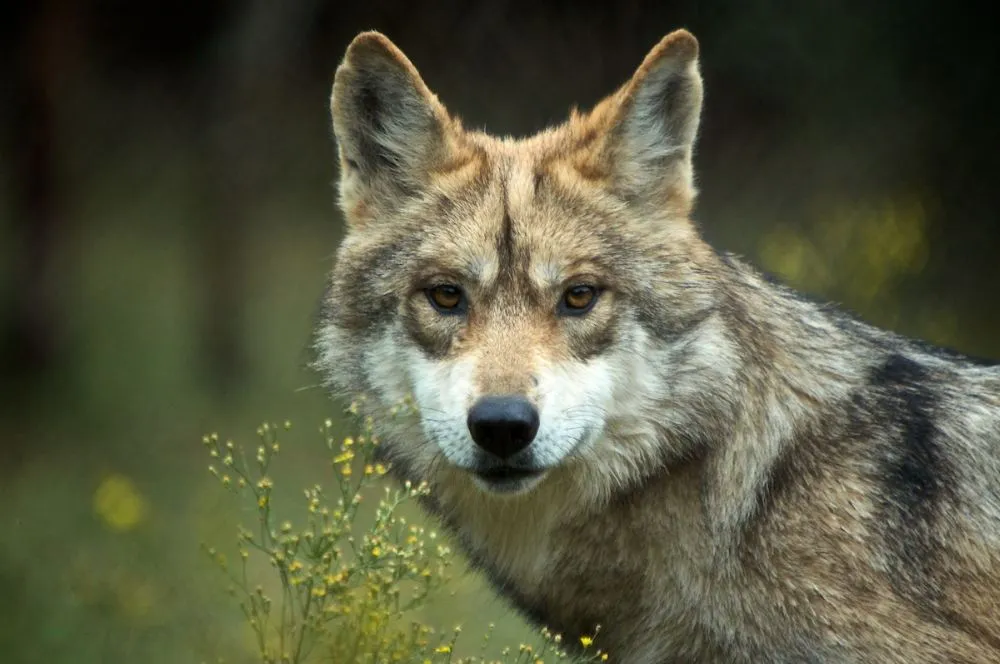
(559, 285), (600, 315)
(425, 284), (466, 314)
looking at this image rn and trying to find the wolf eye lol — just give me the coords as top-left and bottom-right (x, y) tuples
(559, 285), (599, 315)
(425, 285), (466, 314)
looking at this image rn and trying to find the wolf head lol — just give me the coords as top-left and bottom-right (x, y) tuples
(316, 30), (731, 501)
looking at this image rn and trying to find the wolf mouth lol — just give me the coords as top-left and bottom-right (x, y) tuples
(474, 466), (543, 482)
(471, 465), (546, 493)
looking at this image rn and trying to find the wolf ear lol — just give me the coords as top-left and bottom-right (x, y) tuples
(602, 30), (703, 209)
(331, 32), (453, 221)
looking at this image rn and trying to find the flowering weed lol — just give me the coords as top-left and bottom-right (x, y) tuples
(201, 401), (608, 664)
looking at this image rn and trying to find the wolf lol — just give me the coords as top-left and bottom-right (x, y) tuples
(313, 28), (1000, 663)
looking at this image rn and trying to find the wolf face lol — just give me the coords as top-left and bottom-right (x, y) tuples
(315, 30), (726, 499)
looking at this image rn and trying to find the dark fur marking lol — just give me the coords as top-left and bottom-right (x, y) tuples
(747, 416), (856, 551)
(614, 243), (718, 344)
(569, 318), (617, 361)
(650, 74), (685, 139)
(497, 209), (516, 276)
(401, 301), (453, 359)
(435, 194), (456, 219)
(633, 294), (716, 345)
(328, 231), (427, 353)
(612, 434), (708, 512)
(936, 608), (1000, 652)
(492, 181), (538, 309)
(746, 444), (804, 546)
(335, 240), (409, 331)
(758, 446), (798, 509)
(494, 176), (516, 278)
(870, 353), (952, 599)
(353, 80), (403, 175)
(532, 170), (544, 197)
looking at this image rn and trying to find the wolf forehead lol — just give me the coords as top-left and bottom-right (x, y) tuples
(345, 159), (651, 284)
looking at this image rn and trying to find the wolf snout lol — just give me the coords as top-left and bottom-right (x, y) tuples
(466, 395), (540, 459)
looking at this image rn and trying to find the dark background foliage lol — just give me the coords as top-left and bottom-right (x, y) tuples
(1, 1), (997, 661)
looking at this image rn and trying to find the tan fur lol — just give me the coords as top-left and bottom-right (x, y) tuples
(316, 29), (1000, 663)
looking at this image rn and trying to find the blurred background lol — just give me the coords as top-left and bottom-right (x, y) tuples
(2, 1), (998, 662)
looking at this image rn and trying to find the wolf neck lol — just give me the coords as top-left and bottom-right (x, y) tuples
(681, 252), (867, 538)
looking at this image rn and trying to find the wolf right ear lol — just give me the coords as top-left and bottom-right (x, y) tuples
(602, 30), (704, 211)
(331, 32), (454, 223)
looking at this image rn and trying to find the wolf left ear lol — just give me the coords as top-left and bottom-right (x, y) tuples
(331, 32), (454, 222)
(604, 30), (704, 207)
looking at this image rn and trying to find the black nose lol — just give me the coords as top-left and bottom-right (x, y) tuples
(467, 395), (540, 459)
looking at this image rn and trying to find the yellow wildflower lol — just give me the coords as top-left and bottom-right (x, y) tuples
(93, 474), (147, 532)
